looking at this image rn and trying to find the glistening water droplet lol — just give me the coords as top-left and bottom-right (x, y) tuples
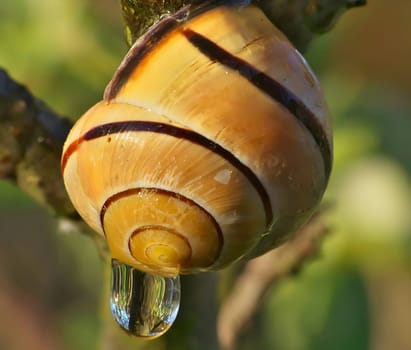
(110, 259), (181, 338)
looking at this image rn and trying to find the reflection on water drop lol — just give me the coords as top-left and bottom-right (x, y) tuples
(110, 259), (181, 338)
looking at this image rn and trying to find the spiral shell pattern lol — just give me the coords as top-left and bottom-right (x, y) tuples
(62, 3), (332, 276)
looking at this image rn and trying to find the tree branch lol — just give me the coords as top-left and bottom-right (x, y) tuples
(0, 69), (75, 216)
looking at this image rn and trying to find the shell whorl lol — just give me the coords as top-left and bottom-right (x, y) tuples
(61, 3), (332, 276)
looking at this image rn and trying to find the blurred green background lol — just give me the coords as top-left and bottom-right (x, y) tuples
(1, 0), (411, 349)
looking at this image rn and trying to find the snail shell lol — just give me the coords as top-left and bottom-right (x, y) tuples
(61, 2), (332, 276)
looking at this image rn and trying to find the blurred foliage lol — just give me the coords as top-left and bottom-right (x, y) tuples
(0, 0), (125, 118)
(1, 0), (411, 349)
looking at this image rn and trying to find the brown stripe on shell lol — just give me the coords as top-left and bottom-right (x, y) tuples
(61, 120), (273, 228)
(100, 187), (223, 264)
(104, 0), (234, 101)
(182, 28), (332, 179)
(104, 15), (181, 101)
(61, 138), (80, 173)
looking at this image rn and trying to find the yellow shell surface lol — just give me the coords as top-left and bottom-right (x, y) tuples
(62, 4), (332, 275)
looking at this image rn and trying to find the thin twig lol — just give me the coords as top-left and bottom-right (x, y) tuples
(217, 208), (331, 350)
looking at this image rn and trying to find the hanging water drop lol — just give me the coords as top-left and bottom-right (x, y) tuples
(110, 259), (181, 338)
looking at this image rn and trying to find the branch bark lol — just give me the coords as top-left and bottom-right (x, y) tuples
(0, 69), (75, 216)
